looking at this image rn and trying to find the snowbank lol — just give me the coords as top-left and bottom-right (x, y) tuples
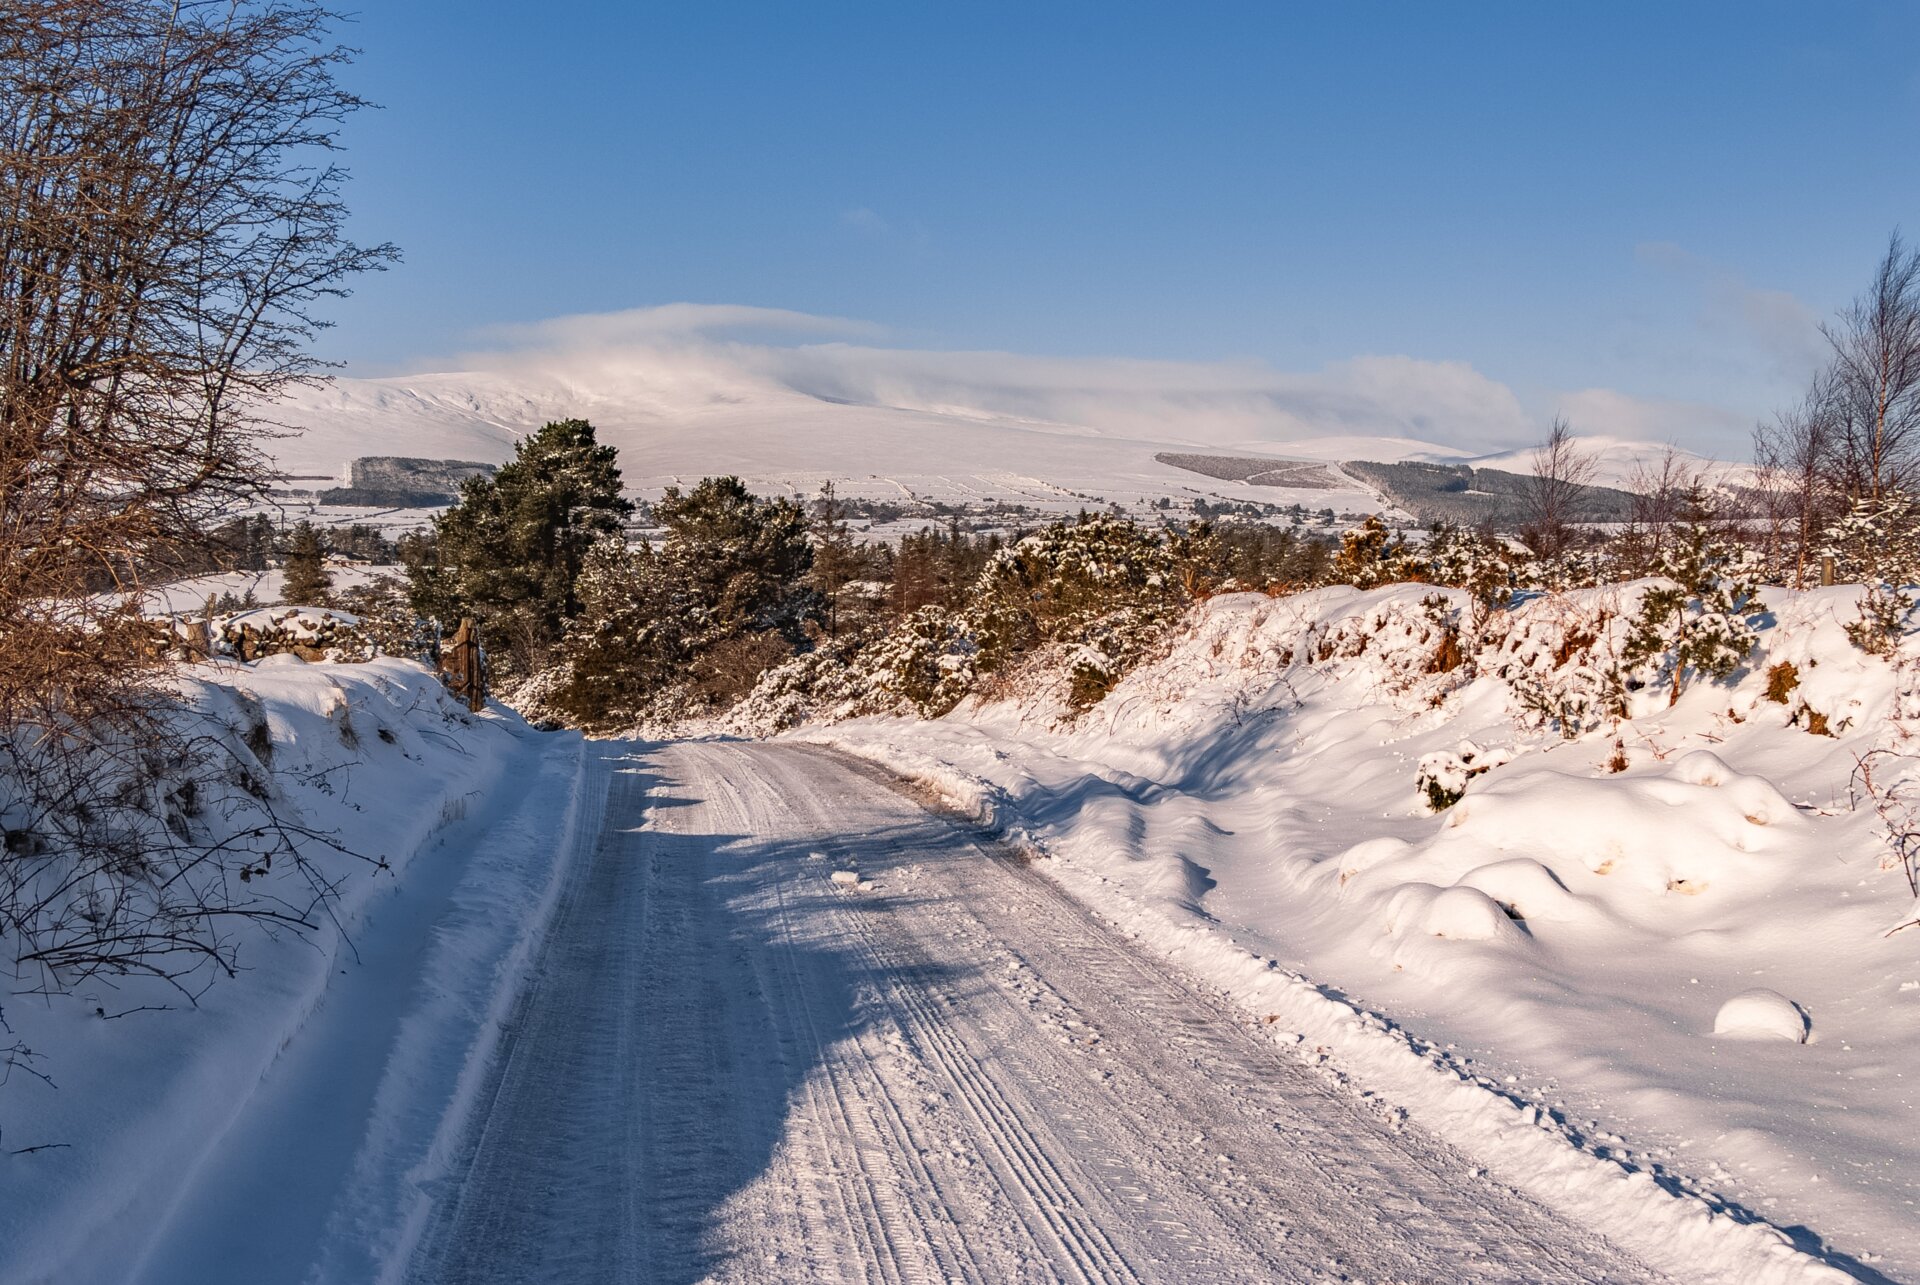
(0, 658), (570, 1283)
(804, 582), (1920, 1282)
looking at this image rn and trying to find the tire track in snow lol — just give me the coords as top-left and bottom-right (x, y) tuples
(713, 744), (1135, 1285)
(755, 742), (1660, 1284)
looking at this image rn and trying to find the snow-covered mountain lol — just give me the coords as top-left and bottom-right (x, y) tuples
(269, 352), (1719, 518)
(269, 363), (1407, 514)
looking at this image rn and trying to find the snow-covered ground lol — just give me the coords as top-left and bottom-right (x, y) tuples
(804, 584), (1920, 1282)
(0, 658), (591, 1285)
(7, 590), (1909, 1282)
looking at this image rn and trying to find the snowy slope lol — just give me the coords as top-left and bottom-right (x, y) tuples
(805, 585), (1920, 1281)
(1462, 436), (1742, 490)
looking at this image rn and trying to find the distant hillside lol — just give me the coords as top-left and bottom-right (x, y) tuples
(1341, 460), (1639, 526)
(317, 457), (497, 507)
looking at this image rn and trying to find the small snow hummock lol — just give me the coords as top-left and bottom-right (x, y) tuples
(1712, 989), (1811, 1043)
(830, 869), (861, 887)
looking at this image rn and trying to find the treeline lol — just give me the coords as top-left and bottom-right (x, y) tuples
(384, 412), (1920, 737)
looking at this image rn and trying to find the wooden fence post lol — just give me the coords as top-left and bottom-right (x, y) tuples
(441, 617), (486, 712)
(1820, 554), (1837, 587)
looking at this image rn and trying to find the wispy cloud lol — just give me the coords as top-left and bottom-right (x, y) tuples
(841, 206), (891, 235)
(839, 205), (931, 251)
(442, 302), (1749, 456)
(1554, 386), (1752, 450)
(1635, 241), (1826, 376)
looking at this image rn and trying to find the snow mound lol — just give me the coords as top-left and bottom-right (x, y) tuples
(1712, 989), (1811, 1043)
(1425, 885), (1522, 942)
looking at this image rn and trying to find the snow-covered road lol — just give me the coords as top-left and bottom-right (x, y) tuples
(407, 741), (1660, 1284)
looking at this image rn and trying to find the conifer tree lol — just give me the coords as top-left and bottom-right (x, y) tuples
(552, 476), (818, 725)
(809, 481), (863, 638)
(405, 419), (632, 675)
(281, 521), (332, 605)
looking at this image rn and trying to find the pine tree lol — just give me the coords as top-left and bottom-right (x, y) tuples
(650, 476), (816, 649)
(405, 419), (633, 676)
(280, 521), (332, 605)
(809, 481), (863, 638)
(551, 476), (818, 724)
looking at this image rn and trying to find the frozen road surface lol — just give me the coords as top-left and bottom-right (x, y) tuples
(409, 742), (1659, 1284)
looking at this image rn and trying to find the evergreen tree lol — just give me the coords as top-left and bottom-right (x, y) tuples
(1821, 488), (1920, 586)
(404, 419), (632, 675)
(809, 481), (864, 638)
(1821, 489), (1920, 654)
(552, 476), (817, 726)
(280, 521), (332, 605)
(650, 476), (816, 648)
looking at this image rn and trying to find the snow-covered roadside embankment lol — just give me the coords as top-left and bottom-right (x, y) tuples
(0, 657), (583, 1284)
(802, 583), (1919, 1285)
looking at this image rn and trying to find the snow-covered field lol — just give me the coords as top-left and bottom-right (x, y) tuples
(126, 566), (399, 618)
(804, 584), (1920, 1282)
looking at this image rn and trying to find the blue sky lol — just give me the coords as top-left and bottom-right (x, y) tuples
(318, 3), (1920, 455)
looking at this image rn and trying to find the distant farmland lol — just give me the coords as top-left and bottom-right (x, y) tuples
(1157, 451), (1648, 526)
(1154, 453), (1341, 489)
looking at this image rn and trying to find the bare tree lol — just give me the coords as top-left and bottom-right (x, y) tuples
(1752, 374), (1839, 587)
(1, 0), (394, 622)
(0, 1), (392, 999)
(1616, 445), (1708, 577)
(1818, 231), (1920, 501)
(1522, 415), (1598, 559)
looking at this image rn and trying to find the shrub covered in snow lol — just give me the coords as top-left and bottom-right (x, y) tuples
(971, 515), (1184, 680)
(1620, 517), (1766, 705)
(865, 606), (979, 718)
(1415, 740), (1512, 811)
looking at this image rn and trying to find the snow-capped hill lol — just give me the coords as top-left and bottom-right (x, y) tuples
(268, 362), (1409, 516)
(1461, 435), (1736, 490)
